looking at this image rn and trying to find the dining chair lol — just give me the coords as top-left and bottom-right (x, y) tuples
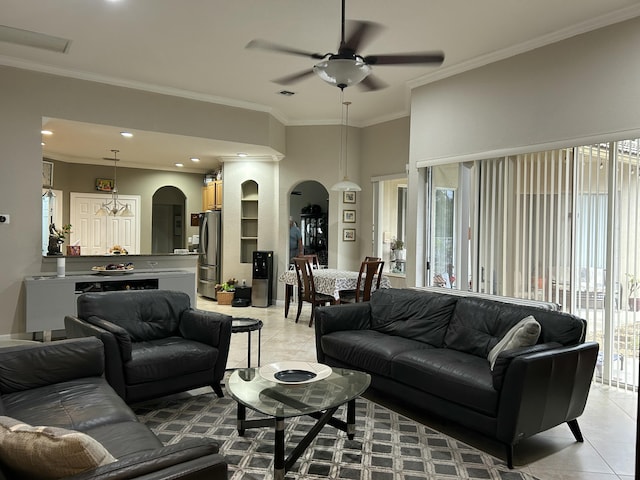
(339, 259), (385, 304)
(292, 257), (336, 327)
(364, 256), (382, 262)
(300, 254), (321, 269)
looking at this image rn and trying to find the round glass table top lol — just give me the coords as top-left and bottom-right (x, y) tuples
(231, 318), (263, 332)
(227, 365), (370, 418)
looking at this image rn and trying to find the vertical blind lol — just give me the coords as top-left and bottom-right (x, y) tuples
(473, 142), (639, 389)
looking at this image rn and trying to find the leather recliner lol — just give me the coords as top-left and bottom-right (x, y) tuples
(65, 289), (232, 404)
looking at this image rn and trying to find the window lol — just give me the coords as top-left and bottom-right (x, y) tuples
(373, 176), (407, 274)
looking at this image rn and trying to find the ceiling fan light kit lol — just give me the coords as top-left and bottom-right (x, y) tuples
(313, 58), (372, 89)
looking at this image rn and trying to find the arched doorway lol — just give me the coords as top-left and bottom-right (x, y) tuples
(290, 181), (329, 266)
(152, 186), (186, 253)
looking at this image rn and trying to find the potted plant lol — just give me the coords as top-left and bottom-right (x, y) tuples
(215, 278), (237, 305)
(626, 273), (640, 311)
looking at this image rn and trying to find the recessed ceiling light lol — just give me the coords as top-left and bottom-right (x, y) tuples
(190, 157), (200, 162)
(120, 131), (133, 138)
(237, 152), (248, 157)
(41, 130), (53, 135)
(41, 142), (45, 146)
(175, 163), (184, 167)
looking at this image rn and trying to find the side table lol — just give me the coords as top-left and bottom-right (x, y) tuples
(231, 318), (263, 368)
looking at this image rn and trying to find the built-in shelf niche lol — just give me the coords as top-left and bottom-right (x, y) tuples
(241, 180), (258, 263)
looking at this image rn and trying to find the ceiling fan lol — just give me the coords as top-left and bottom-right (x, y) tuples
(246, 0), (444, 91)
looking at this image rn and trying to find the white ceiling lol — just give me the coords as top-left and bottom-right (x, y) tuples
(3, 0), (640, 172)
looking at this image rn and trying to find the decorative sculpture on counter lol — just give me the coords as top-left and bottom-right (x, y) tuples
(47, 223), (72, 256)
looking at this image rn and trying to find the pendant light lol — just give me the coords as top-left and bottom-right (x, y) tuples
(96, 149), (134, 217)
(331, 94), (361, 191)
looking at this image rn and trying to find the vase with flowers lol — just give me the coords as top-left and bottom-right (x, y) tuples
(390, 238), (405, 261)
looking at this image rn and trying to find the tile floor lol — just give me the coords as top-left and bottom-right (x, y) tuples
(197, 297), (638, 480)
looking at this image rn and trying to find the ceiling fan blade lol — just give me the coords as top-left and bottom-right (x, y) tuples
(364, 52), (445, 65)
(272, 69), (316, 85)
(246, 39), (326, 59)
(358, 74), (387, 92)
(343, 20), (383, 53)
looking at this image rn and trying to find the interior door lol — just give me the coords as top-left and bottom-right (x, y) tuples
(70, 193), (140, 254)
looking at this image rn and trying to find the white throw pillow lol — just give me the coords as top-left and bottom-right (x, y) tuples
(487, 315), (541, 370)
(0, 416), (116, 479)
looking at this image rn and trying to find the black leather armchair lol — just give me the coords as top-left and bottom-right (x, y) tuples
(65, 290), (232, 404)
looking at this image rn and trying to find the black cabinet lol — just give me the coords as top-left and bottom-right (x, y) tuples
(300, 213), (328, 266)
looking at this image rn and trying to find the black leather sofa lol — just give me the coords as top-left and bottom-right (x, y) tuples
(65, 290), (232, 403)
(315, 288), (599, 468)
(0, 337), (227, 479)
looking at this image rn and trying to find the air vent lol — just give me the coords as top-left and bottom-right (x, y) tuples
(0, 25), (71, 53)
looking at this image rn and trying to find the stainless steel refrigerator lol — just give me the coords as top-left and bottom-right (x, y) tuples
(197, 211), (221, 299)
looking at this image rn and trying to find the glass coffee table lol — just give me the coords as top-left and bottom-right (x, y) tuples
(226, 364), (371, 480)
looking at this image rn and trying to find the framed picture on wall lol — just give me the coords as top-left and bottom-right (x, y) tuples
(343, 210), (356, 223)
(96, 178), (114, 192)
(42, 161), (53, 188)
(343, 191), (356, 204)
(343, 228), (356, 242)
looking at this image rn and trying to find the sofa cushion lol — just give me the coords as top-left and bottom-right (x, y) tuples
(320, 330), (433, 377)
(391, 348), (498, 416)
(487, 316), (541, 369)
(1, 378), (136, 431)
(444, 296), (585, 358)
(125, 337), (217, 385)
(369, 289), (458, 347)
(84, 422), (163, 458)
(0, 416), (116, 479)
(77, 290), (191, 341)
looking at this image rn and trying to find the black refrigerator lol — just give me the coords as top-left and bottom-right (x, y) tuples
(197, 211), (222, 299)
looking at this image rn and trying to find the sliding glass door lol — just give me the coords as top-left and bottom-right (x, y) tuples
(457, 141), (639, 389)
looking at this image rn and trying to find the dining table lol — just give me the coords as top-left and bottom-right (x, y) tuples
(278, 268), (391, 318)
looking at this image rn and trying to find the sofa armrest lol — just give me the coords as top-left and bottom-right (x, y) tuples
(315, 303), (372, 336)
(496, 341), (599, 445)
(491, 342), (562, 390)
(315, 303), (372, 364)
(180, 309), (232, 382)
(0, 337), (104, 394)
(179, 309), (232, 348)
(65, 439), (227, 480)
(64, 315), (128, 400)
(85, 316), (133, 362)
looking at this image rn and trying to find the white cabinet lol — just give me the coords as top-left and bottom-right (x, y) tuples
(25, 270), (196, 332)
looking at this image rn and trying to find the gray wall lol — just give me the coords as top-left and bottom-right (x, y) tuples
(405, 16), (640, 286)
(0, 65), (284, 335)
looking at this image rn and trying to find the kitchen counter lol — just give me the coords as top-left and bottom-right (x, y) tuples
(39, 253), (198, 276)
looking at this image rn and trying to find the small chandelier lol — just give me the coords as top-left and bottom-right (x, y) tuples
(96, 149), (134, 217)
(331, 95), (361, 192)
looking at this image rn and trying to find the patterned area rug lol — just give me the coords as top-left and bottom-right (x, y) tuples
(134, 393), (539, 480)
